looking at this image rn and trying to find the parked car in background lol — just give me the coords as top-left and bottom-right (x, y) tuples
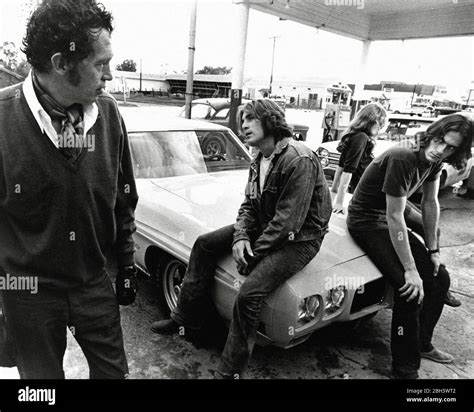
(390, 105), (435, 117)
(179, 98), (309, 144)
(317, 114), (473, 190)
(120, 105), (390, 349)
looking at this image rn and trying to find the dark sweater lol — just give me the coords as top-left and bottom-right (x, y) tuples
(0, 82), (138, 289)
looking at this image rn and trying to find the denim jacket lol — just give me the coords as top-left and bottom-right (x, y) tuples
(233, 138), (332, 259)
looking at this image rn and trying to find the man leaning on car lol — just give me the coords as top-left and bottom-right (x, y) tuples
(151, 99), (332, 378)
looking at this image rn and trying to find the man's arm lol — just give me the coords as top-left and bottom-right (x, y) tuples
(333, 171), (352, 213)
(115, 116), (139, 269)
(233, 169), (259, 246)
(386, 194), (424, 303)
(421, 177), (441, 275)
(421, 178), (440, 249)
(232, 173), (259, 273)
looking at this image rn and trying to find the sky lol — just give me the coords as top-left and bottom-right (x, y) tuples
(1, 0), (473, 100)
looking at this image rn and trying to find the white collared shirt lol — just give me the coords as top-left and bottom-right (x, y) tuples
(22, 71), (98, 148)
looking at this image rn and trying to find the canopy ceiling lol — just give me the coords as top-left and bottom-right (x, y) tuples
(237, 0), (474, 41)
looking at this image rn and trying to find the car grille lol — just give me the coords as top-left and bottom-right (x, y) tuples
(328, 151), (340, 167)
(350, 278), (387, 314)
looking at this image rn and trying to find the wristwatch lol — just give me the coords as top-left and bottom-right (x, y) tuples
(427, 248), (440, 254)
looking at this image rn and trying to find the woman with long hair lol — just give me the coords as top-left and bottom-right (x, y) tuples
(331, 103), (386, 213)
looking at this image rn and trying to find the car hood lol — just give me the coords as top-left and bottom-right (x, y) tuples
(135, 170), (248, 251)
(135, 171), (367, 271)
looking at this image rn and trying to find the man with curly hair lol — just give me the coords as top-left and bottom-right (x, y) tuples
(0, 0), (138, 378)
(151, 99), (332, 378)
(347, 114), (472, 379)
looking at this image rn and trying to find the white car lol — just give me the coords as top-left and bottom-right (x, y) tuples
(317, 114), (473, 189)
(120, 105), (391, 349)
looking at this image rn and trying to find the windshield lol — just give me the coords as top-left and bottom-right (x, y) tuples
(129, 130), (250, 178)
(190, 103), (216, 120)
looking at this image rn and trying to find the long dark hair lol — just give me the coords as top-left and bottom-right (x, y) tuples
(417, 114), (472, 169)
(237, 99), (293, 142)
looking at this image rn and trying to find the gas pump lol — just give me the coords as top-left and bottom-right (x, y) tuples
(321, 84), (352, 142)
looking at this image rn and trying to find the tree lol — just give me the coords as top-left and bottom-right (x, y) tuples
(115, 59), (137, 72)
(0, 42), (19, 70)
(15, 60), (31, 78)
(195, 66), (232, 75)
(0, 41), (30, 78)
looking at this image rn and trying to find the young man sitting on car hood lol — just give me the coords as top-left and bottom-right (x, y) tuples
(151, 99), (332, 378)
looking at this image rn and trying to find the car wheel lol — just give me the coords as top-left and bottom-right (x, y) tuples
(156, 258), (187, 313)
(202, 133), (226, 156)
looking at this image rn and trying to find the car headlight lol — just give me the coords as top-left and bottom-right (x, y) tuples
(324, 285), (346, 314)
(317, 148), (329, 167)
(298, 295), (320, 323)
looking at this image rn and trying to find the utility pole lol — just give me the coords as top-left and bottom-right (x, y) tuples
(410, 83), (417, 107)
(185, 0), (197, 119)
(139, 58), (142, 93)
(228, 1), (249, 134)
(268, 36), (280, 97)
(466, 88), (473, 106)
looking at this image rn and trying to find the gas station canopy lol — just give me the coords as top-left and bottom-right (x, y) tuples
(245, 0), (474, 40)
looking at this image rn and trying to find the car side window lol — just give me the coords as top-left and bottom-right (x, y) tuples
(214, 108), (230, 120)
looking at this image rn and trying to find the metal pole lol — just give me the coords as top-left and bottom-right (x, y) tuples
(229, 1), (250, 133)
(411, 84), (417, 107)
(185, 0), (197, 119)
(269, 36), (279, 97)
(466, 88), (472, 106)
(139, 58), (142, 93)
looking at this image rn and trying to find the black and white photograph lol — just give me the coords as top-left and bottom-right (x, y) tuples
(0, 0), (473, 406)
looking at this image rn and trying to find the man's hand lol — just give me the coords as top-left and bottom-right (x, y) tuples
(429, 251), (440, 276)
(115, 266), (138, 306)
(232, 240), (254, 274)
(399, 268), (424, 304)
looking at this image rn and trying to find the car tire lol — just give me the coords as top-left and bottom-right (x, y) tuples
(155, 257), (187, 314)
(202, 133), (226, 156)
(154, 255), (227, 344)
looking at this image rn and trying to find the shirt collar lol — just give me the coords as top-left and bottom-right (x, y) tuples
(22, 70), (99, 141)
(251, 137), (291, 164)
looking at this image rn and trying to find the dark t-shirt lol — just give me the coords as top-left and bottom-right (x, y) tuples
(347, 141), (443, 230)
(338, 132), (374, 191)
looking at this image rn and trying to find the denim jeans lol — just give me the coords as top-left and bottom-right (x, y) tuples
(348, 228), (449, 378)
(171, 224), (321, 377)
(2, 272), (128, 379)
